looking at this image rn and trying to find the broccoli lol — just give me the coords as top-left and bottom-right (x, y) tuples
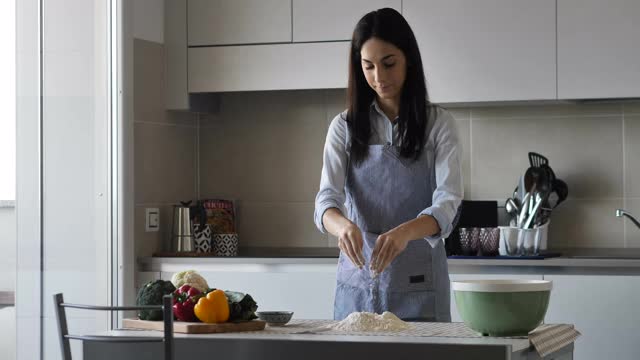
(135, 280), (176, 320)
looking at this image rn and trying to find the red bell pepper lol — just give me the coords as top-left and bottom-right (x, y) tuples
(172, 284), (202, 322)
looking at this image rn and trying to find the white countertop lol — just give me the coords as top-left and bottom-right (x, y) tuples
(138, 254), (640, 276)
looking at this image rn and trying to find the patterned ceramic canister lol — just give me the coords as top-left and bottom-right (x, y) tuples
(192, 223), (212, 253)
(213, 233), (239, 256)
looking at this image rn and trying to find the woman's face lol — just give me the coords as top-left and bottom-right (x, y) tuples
(360, 37), (407, 101)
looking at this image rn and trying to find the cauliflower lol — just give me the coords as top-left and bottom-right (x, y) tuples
(171, 270), (209, 292)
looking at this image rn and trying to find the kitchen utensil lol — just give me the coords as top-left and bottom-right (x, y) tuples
(123, 318), (266, 334)
(517, 192), (530, 228)
(452, 280), (552, 336)
(256, 311), (294, 326)
(523, 192), (548, 229)
(172, 201), (194, 252)
(551, 179), (569, 209)
(522, 167), (544, 216)
(547, 191), (560, 209)
(528, 152), (549, 167)
(505, 198), (519, 216)
(541, 163), (556, 183)
(536, 208), (552, 227)
(523, 167), (536, 193)
(505, 198), (520, 226)
(515, 174), (528, 204)
(524, 166), (551, 194)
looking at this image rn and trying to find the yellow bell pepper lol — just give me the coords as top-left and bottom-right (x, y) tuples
(194, 289), (230, 323)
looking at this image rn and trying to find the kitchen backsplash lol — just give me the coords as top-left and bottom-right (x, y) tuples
(134, 39), (640, 255)
(134, 39), (198, 259)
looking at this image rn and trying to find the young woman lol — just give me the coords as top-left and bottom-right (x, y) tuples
(314, 8), (463, 322)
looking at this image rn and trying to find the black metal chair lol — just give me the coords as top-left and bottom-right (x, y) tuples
(53, 293), (174, 360)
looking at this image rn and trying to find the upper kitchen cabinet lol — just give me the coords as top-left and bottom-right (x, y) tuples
(402, 0), (556, 103)
(188, 42), (349, 92)
(557, 0), (640, 99)
(292, 0), (401, 42)
(187, 0), (291, 46)
(165, 0), (188, 109)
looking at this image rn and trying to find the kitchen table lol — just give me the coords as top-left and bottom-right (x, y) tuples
(83, 320), (574, 360)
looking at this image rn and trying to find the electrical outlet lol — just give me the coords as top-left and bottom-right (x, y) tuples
(145, 208), (160, 232)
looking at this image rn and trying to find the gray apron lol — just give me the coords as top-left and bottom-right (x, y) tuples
(334, 143), (451, 322)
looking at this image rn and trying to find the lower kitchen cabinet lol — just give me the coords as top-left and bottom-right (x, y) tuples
(544, 275), (640, 360)
(448, 274), (543, 322)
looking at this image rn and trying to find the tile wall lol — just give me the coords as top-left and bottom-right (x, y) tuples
(134, 39), (198, 258)
(199, 93), (640, 250)
(134, 40), (640, 254)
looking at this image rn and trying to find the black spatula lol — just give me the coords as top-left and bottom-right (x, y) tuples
(528, 152), (549, 167)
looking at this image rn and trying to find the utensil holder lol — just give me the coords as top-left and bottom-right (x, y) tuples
(499, 221), (549, 256)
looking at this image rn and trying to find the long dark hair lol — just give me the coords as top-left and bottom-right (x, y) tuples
(346, 8), (432, 165)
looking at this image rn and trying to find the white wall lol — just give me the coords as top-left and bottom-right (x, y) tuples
(134, 0), (164, 43)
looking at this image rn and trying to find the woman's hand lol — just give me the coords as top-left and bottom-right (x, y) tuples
(370, 215), (441, 274)
(337, 223), (366, 269)
(370, 230), (410, 275)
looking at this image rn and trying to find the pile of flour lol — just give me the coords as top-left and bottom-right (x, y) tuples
(331, 311), (411, 332)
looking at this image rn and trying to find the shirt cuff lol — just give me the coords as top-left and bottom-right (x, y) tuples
(314, 201), (344, 234)
(418, 206), (452, 248)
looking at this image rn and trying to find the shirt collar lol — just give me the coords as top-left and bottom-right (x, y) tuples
(370, 99), (399, 124)
(371, 98), (384, 115)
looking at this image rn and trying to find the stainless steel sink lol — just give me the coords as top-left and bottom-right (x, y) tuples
(569, 255), (640, 260)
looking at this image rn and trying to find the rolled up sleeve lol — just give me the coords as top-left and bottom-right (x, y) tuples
(314, 113), (349, 234)
(419, 110), (464, 247)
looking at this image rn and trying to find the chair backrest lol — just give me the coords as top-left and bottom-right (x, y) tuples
(53, 293), (174, 360)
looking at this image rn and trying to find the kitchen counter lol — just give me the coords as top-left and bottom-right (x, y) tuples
(139, 247), (640, 275)
(82, 323), (574, 360)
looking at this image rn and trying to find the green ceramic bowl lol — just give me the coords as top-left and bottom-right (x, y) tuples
(452, 279), (552, 336)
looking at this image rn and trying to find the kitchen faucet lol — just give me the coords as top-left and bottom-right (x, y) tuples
(616, 209), (640, 229)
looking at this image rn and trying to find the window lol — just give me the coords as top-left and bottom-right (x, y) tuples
(0, 2), (16, 360)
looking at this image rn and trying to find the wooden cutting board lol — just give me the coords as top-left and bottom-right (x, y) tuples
(123, 318), (266, 334)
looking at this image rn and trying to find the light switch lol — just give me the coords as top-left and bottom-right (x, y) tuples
(145, 208), (160, 232)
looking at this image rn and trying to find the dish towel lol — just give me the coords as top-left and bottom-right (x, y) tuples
(529, 324), (581, 357)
